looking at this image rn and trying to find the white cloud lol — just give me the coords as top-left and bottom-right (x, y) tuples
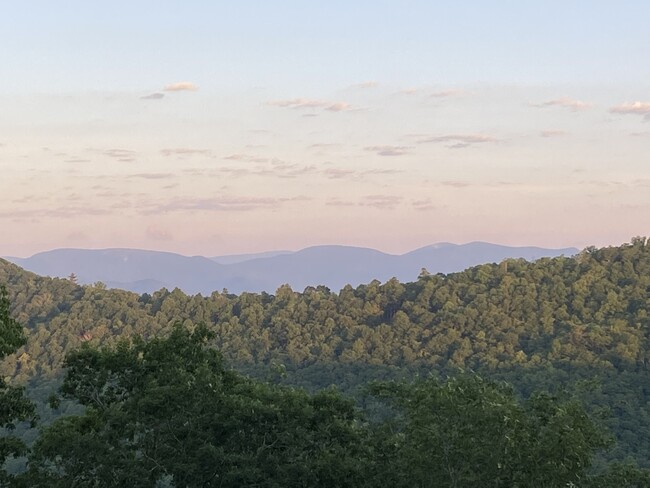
(268, 98), (354, 112)
(163, 82), (199, 92)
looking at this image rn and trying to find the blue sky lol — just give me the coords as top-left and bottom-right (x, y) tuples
(4, 1), (649, 91)
(1, 2), (649, 256)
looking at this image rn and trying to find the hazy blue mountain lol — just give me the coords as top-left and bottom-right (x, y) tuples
(401, 242), (575, 275)
(209, 250), (293, 265)
(229, 246), (398, 292)
(7, 249), (230, 295)
(5, 243), (578, 295)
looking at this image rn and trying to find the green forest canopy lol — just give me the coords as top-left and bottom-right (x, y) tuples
(1, 237), (650, 466)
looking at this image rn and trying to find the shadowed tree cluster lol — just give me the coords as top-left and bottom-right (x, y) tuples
(7, 324), (649, 487)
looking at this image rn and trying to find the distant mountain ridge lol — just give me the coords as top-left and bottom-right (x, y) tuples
(4, 242), (578, 295)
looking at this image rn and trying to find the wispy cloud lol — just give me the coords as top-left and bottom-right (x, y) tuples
(0, 206), (111, 220)
(610, 102), (650, 120)
(364, 145), (411, 156)
(540, 130), (568, 138)
(364, 169), (401, 176)
(440, 180), (472, 188)
(416, 134), (498, 149)
(326, 195), (403, 208)
(309, 143), (342, 149)
(326, 198), (356, 207)
(360, 194), (403, 209)
(161, 148), (211, 157)
(98, 148), (137, 162)
(350, 81), (379, 89)
(321, 167), (402, 180)
(398, 87), (421, 95)
(398, 87), (468, 98)
(532, 97), (591, 111)
(323, 168), (357, 179)
(163, 82), (199, 92)
(412, 199), (435, 211)
(127, 173), (175, 180)
(431, 89), (468, 98)
(268, 98), (354, 112)
(64, 158), (91, 163)
(143, 195), (309, 214)
(250, 164), (318, 179)
(141, 92), (165, 100)
(215, 157), (319, 179)
(223, 153), (273, 163)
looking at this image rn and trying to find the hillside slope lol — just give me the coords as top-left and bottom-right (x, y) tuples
(0, 238), (649, 464)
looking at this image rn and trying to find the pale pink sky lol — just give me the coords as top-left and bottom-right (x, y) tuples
(1, 3), (649, 257)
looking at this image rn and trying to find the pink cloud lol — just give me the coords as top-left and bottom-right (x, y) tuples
(610, 102), (650, 120)
(533, 97), (591, 111)
(163, 82), (199, 92)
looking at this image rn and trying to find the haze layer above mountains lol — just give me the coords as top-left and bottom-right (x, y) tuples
(5, 243), (577, 295)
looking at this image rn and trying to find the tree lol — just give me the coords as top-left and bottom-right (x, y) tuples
(23, 324), (369, 487)
(0, 285), (36, 485)
(368, 375), (611, 488)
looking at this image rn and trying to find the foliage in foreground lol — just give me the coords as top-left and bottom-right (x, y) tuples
(7, 324), (649, 488)
(0, 286), (35, 485)
(19, 325), (368, 488)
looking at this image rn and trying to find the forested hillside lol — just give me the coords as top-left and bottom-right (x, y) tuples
(1, 237), (649, 465)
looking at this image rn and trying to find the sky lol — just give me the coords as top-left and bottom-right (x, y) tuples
(1, 1), (649, 257)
